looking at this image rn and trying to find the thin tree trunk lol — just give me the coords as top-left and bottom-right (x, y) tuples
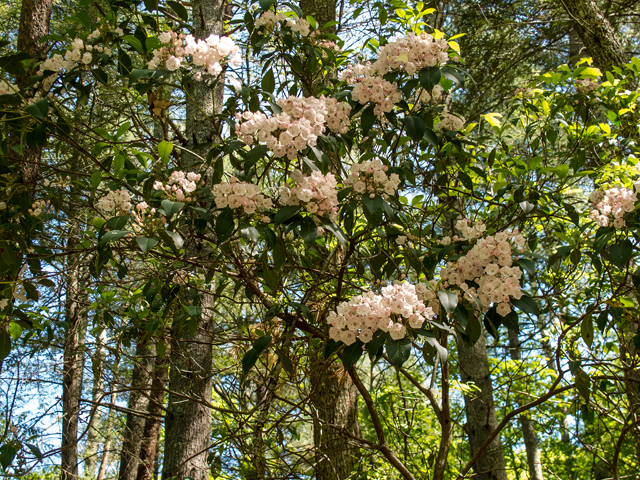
(508, 330), (543, 480)
(161, 0), (225, 478)
(136, 354), (169, 480)
(299, 0), (337, 32)
(118, 342), (154, 480)
(309, 359), (360, 480)
(84, 329), (107, 478)
(61, 249), (87, 480)
(97, 352), (121, 480)
(557, 0), (627, 73)
(457, 330), (507, 480)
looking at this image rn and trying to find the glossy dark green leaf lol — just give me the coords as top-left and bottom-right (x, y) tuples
(136, 237), (158, 253)
(610, 238), (632, 267)
(0, 330), (11, 361)
(341, 339), (364, 369)
(385, 336), (411, 367)
(167, 1), (189, 20)
(404, 115), (426, 141)
(101, 230), (129, 246)
(273, 206), (300, 224)
(161, 199), (185, 220)
(419, 66), (441, 91)
(511, 295), (539, 316)
(437, 290), (458, 313)
(261, 67), (275, 93)
(215, 208), (235, 242)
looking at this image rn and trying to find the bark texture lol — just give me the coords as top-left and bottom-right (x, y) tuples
(558, 0), (627, 72)
(136, 355), (169, 480)
(300, 0), (337, 32)
(508, 330), (543, 480)
(457, 331), (507, 480)
(118, 343), (154, 480)
(309, 360), (360, 480)
(61, 250), (86, 480)
(161, 0), (225, 478)
(84, 329), (106, 479)
(18, 0), (54, 74)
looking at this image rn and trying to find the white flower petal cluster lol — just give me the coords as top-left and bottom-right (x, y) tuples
(438, 218), (487, 245)
(153, 171), (202, 202)
(255, 11), (311, 36)
(29, 199), (49, 217)
(280, 169), (338, 220)
(345, 158), (400, 198)
(0, 80), (17, 95)
(339, 32), (452, 115)
(328, 282), (435, 345)
(148, 31), (241, 75)
(576, 78), (598, 94)
(589, 186), (637, 228)
(97, 188), (133, 213)
(439, 232), (525, 317)
(235, 95), (350, 159)
(434, 108), (465, 131)
(212, 177), (273, 214)
(339, 63), (401, 116)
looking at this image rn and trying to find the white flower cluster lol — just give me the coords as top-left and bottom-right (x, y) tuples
(280, 169), (339, 220)
(235, 95), (351, 159)
(212, 177), (273, 214)
(414, 83), (446, 107)
(576, 78), (598, 94)
(255, 11), (311, 36)
(589, 186), (637, 228)
(148, 31), (241, 76)
(97, 188), (133, 213)
(344, 159), (401, 198)
(439, 232), (525, 317)
(440, 218), (487, 245)
(339, 32), (452, 116)
(0, 80), (17, 95)
(372, 32), (451, 76)
(29, 199), (49, 217)
(434, 110), (465, 132)
(153, 171), (202, 202)
(339, 63), (402, 116)
(328, 282), (436, 345)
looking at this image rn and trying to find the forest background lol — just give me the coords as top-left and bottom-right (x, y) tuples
(1, 0), (640, 479)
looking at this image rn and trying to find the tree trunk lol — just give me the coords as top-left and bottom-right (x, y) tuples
(84, 329), (107, 479)
(136, 354), (169, 480)
(557, 0), (626, 73)
(309, 359), (360, 480)
(162, 0), (225, 478)
(118, 342), (154, 480)
(508, 330), (543, 480)
(61, 249), (86, 480)
(18, 0), (54, 79)
(300, 0), (337, 32)
(97, 351), (121, 480)
(457, 330), (507, 480)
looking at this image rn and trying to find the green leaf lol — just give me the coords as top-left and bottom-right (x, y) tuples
(161, 199), (185, 220)
(135, 237), (158, 253)
(261, 68), (275, 93)
(90, 171), (102, 188)
(437, 290), (458, 313)
(596, 311), (609, 332)
(215, 208), (235, 242)
(511, 295), (539, 316)
(404, 115), (426, 141)
(158, 141), (173, 162)
(300, 217), (317, 244)
(324, 339), (340, 359)
(276, 348), (294, 376)
(424, 336), (448, 362)
(242, 348), (260, 373)
(25, 99), (49, 120)
(581, 315), (594, 349)
(366, 330), (388, 360)
(159, 229), (184, 253)
(122, 35), (145, 55)
(0, 444), (17, 469)
(129, 69), (155, 83)
(361, 104), (376, 135)
(0, 330), (11, 361)
(101, 230), (129, 246)
(167, 1), (189, 21)
(362, 194), (383, 214)
(273, 242), (286, 269)
(385, 336), (411, 367)
(342, 339), (364, 369)
(575, 367), (591, 402)
(419, 66), (441, 91)
(466, 315), (481, 343)
(259, 0), (276, 9)
(453, 304), (468, 327)
(254, 335), (272, 352)
(274, 206), (300, 224)
(610, 238), (633, 267)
